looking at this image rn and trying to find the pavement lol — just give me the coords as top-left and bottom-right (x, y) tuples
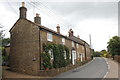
(105, 58), (119, 78)
(2, 66), (50, 78)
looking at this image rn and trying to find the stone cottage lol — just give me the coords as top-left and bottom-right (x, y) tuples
(9, 2), (92, 75)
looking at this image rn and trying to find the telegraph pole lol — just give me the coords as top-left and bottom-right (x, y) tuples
(89, 34), (93, 58)
(89, 34), (92, 48)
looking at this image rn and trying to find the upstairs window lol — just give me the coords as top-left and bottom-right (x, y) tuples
(62, 38), (65, 45)
(76, 44), (78, 48)
(72, 41), (74, 47)
(47, 32), (53, 42)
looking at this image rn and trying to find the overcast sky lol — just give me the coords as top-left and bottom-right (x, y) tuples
(0, 0), (119, 51)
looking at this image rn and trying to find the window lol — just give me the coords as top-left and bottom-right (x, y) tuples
(47, 32), (53, 41)
(72, 41), (74, 47)
(62, 38), (65, 45)
(74, 51), (76, 59)
(48, 50), (53, 60)
(69, 53), (71, 59)
(76, 44), (78, 48)
(64, 50), (66, 59)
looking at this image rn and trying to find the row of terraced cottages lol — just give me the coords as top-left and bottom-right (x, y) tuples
(9, 2), (92, 75)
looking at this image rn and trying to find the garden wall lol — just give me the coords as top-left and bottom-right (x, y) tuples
(38, 59), (92, 77)
(114, 55), (120, 63)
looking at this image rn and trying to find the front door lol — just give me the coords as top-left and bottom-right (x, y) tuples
(72, 50), (76, 65)
(81, 54), (83, 62)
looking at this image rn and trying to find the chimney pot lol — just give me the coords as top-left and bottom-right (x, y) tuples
(69, 28), (74, 37)
(57, 24), (59, 26)
(56, 24), (60, 33)
(22, 2), (25, 7)
(77, 35), (80, 38)
(19, 2), (27, 19)
(34, 13), (41, 24)
(36, 13), (40, 17)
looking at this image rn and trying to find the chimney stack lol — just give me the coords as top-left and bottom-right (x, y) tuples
(34, 13), (41, 25)
(68, 29), (74, 37)
(77, 35), (80, 39)
(19, 2), (27, 19)
(56, 24), (60, 33)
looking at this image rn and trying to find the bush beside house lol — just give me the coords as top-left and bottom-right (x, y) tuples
(42, 43), (70, 70)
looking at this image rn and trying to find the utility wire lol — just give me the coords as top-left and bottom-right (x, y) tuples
(34, 1), (89, 36)
(6, 0), (18, 15)
(27, 0), (69, 29)
(26, 1), (90, 37)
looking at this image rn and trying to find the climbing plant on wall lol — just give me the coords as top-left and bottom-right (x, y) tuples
(41, 52), (52, 69)
(42, 42), (70, 69)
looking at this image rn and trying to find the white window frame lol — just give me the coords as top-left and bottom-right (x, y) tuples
(72, 41), (74, 47)
(69, 53), (71, 59)
(76, 43), (78, 48)
(64, 50), (67, 59)
(62, 38), (65, 45)
(48, 50), (53, 60)
(47, 32), (53, 42)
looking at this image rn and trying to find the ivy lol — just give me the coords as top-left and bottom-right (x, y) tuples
(42, 42), (70, 69)
(41, 52), (52, 69)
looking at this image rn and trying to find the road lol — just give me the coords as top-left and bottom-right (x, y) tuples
(55, 57), (108, 78)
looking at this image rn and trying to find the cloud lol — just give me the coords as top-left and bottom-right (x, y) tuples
(75, 18), (118, 51)
(0, 1), (118, 51)
(46, 2), (118, 23)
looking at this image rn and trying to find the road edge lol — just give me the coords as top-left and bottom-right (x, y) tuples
(103, 58), (110, 78)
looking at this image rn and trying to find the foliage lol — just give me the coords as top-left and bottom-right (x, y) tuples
(107, 36), (120, 56)
(2, 38), (10, 46)
(93, 51), (102, 57)
(0, 24), (5, 40)
(42, 42), (70, 69)
(53, 44), (66, 68)
(0, 38), (10, 62)
(41, 52), (52, 69)
(2, 56), (9, 61)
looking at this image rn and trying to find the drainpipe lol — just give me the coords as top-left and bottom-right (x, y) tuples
(39, 27), (42, 70)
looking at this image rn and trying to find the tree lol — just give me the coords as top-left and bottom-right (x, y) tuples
(2, 38), (10, 46)
(107, 36), (120, 59)
(93, 51), (102, 57)
(0, 24), (5, 40)
(100, 49), (109, 57)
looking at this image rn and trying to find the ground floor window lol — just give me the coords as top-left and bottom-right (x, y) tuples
(64, 50), (66, 59)
(48, 49), (53, 60)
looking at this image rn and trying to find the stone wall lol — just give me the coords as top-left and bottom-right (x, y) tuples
(38, 59), (92, 77)
(10, 19), (40, 75)
(114, 55), (120, 63)
(85, 44), (91, 60)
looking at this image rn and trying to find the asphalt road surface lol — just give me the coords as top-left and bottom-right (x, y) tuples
(55, 57), (108, 78)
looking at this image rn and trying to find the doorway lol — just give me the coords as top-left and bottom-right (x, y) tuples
(72, 50), (76, 65)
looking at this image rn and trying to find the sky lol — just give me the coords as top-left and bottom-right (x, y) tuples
(0, 0), (119, 51)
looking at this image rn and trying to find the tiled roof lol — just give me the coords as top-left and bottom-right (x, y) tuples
(26, 19), (89, 46)
(10, 19), (90, 46)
